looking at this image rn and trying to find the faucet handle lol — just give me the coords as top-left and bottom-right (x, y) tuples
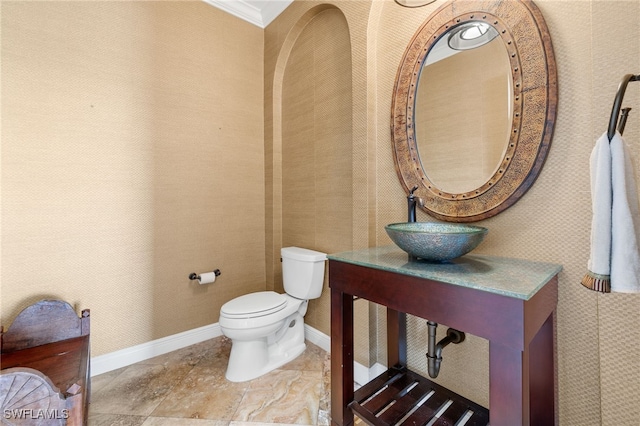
(407, 185), (419, 223)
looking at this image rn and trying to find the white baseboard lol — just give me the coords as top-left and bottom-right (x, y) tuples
(303, 323), (330, 352)
(368, 362), (388, 380)
(91, 322), (385, 385)
(303, 324), (385, 386)
(91, 323), (222, 376)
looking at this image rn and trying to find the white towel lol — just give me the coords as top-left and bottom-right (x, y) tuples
(610, 132), (640, 292)
(582, 131), (640, 293)
(582, 132), (612, 292)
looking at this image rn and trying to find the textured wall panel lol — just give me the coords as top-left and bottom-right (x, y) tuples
(1, 1), (265, 356)
(591, 2), (640, 424)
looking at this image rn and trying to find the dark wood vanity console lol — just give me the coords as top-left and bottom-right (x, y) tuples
(329, 246), (561, 426)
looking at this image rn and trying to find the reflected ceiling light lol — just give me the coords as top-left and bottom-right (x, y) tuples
(394, 0), (437, 7)
(447, 22), (499, 50)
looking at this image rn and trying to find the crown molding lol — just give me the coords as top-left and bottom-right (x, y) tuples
(202, 0), (293, 28)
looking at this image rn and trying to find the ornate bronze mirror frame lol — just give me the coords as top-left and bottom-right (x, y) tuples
(391, 0), (557, 222)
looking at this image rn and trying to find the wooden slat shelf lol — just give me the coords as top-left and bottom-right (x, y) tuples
(349, 366), (489, 426)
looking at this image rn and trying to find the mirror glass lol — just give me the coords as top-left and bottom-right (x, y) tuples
(390, 0), (557, 222)
(415, 21), (513, 194)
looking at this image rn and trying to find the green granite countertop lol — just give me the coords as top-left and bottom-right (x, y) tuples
(328, 245), (563, 300)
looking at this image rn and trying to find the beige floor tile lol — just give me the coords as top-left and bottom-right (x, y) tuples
(189, 337), (233, 370)
(279, 342), (326, 372)
(150, 366), (248, 420)
(232, 369), (323, 425)
(91, 367), (127, 394)
(318, 351), (331, 426)
(142, 337), (231, 370)
(88, 412), (147, 425)
(91, 363), (193, 417)
(90, 337), (330, 425)
(230, 422), (309, 426)
(142, 417), (230, 425)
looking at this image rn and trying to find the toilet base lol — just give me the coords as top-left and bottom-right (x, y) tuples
(225, 313), (306, 382)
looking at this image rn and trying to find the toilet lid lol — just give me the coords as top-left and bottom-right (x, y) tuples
(220, 291), (287, 318)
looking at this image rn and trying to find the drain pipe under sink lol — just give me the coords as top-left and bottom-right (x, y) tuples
(426, 321), (466, 378)
(406, 189), (466, 378)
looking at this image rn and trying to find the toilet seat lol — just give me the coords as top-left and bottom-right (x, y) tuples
(220, 291), (287, 319)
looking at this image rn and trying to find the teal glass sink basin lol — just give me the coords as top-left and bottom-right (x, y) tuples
(385, 222), (488, 262)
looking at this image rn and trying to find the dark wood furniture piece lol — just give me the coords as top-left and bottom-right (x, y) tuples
(330, 246), (561, 426)
(1, 300), (90, 425)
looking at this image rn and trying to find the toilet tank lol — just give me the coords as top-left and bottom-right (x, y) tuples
(281, 247), (327, 300)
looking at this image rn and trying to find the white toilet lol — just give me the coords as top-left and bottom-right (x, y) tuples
(219, 246), (327, 382)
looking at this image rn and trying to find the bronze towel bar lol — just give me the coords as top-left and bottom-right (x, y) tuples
(608, 73), (640, 140)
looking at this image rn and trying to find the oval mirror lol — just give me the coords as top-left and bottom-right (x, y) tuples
(391, 0), (557, 222)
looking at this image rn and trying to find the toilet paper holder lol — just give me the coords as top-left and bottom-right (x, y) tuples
(189, 269), (221, 281)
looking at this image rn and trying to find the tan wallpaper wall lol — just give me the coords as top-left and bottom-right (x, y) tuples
(590, 2), (640, 424)
(3, 0), (640, 424)
(269, 0), (640, 424)
(1, 1), (265, 357)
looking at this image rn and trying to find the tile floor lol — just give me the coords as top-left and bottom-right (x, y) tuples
(89, 336), (331, 426)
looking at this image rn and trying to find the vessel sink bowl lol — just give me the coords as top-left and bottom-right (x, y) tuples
(385, 222), (488, 262)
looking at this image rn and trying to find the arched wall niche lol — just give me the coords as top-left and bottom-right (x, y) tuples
(270, 5), (354, 335)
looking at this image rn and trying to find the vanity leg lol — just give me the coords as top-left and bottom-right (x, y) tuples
(387, 308), (406, 367)
(529, 314), (555, 426)
(489, 313), (555, 426)
(331, 288), (354, 426)
(489, 342), (529, 426)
